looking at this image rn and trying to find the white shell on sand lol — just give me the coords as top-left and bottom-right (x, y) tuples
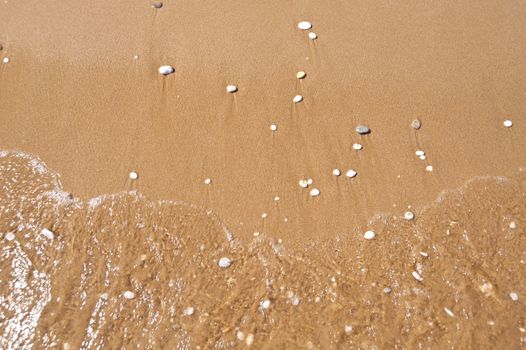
(204, 178), (211, 185)
(5, 232), (15, 241)
(226, 84), (238, 93)
(298, 21), (312, 30)
(383, 287), (392, 294)
(3, 57), (9, 64)
(299, 179), (308, 188)
(426, 165), (433, 172)
(218, 257), (232, 268)
(245, 334), (254, 346)
(41, 228), (54, 240)
(152, 2), (163, 9)
(444, 307), (455, 317)
(123, 291), (135, 299)
(415, 150), (425, 157)
(260, 299), (271, 309)
(129, 171), (138, 180)
(412, 271), (423, 282)
(309, 188), (320, 197)
(344, 325), (353, 333)
(510, 292), (519, 301)
(355, 125), (371, 135)
(504, 120), (513, 128)
(364, 230), (375, 240)
(308, 32), (317, 40)
(158, 65), (174, 75)
(296, 71), (306, 79)
(346, 169), (357, 178)
(270, 124), (277, 131)
(352, 143), (363, 150)
(332, 169), (341, 176)
(293, 95), (303, 103)
(183, 306), (194, 316)
(404, 211), (415, 221)
(419, 155), (426, 160)
(411, 119), (422, 130)
(307, 178), (313, 185)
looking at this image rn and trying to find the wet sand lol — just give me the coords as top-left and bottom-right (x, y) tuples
(1, 0), (526, 348)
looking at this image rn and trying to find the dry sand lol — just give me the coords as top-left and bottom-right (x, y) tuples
(0, 0), (525, 348)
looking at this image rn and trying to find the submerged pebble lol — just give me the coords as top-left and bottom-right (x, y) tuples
(411, 119), (422, 130)
(299, 179), (309, 188)
(41, 228), (54, 240)
(123, 291), (135, 299)
(152, 2), (163, 8)
(204, 178), (211, 185)
(158, 65), (174, 75)
(355, 125), (371, 135)
(297, 21), (312, 30)
(352, 143), (363, 150)
(404, 211), (415, 221)
(308, 32), (317, 40)
(5, 232), (15, 241)
(503, 120), (513, 128)
(183, 306), (194, 316)
(309, 188), (320, 197)
(510, 292), (519, 301)
(383, 287), (392, 294)
(270, 124), (277, 131)
(332, 169), (341, 176)
(260, 299), (271, 309)
(444, 307), (455, 317)
(296, 71), (306, 79)
(344, 325), (353, 333)
(226, 85), (238, 93)
(293, 95), (303, 103)
(129, 171), (138, 180)
(3, 57), (9, 64)
(218, 257), (232, 268)
(346, 169), (357, 178)
(412, 271), (424, 282)
(415, 150), (425, 157)
(364, 230), (375, 240)
(426, 165), (433, 172)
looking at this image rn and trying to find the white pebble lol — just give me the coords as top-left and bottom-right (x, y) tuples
(510, 221), (517, 229)
(129, 171), (138, 180)
(404, 211), (414, 221)
(3, 57), (9, 64)
(123, 291), (135, 299)
(246, 334), (254, 346)
(503, 120), (513, 128)
(236, 331), (245, 341)
(204, 178), (212, 185)
(5, 232), (15, 241)
(419, 251), (429, 257)
(332, 169), (341, 176)
(158, 65), (175, 75)
(307, 178), (313, 185)
(183, 306), (194, 316)
(510, 292), (519, 301)
(260, 299), (271, 309)
(352, 143), (363, 150)
(425, 165), (433, 172)
(226, 85), (238, 93)
(299, 179), (309, 188)
(218, 257), (232, 268)
(419, 155), (426, 160)
(344, 325), (353, 333)
(41, 228), (54, 240)
(355, 125), (371, 135)
(297, 21), (312, 30)
(274, 196), (280, 201)
(293, 95), (303, 103)
(415, 150), (425, 157)
(345, 169), (357, 178)
(296, 71), (306, 79)
(363, 230), (375, 240)
(261, 213), (267, 218)
(412, 271), (423, 282)
(309, 188), (320, 197)
(270, 124), (277, 131)
(291, 295), (300, 306)
(383, 287), (392, 294)
(308, 32), (317, 40)
(444, 307), (455, 317)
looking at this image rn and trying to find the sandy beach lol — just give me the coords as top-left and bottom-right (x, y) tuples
(1, 1), (525, 348)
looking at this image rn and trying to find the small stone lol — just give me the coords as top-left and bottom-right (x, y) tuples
(355, 125), (371, 135)
(270, 124), (277, 131)
(364, 230), (375, 240)
(245, 334), (254, 346)
(3, 57), (9, 64)
(41, 228), (54, 240)
(291, 295), (300, 306)
(444, 307), (455, 317)
(412, 271), (423, 282)
(293, 95), (303, 103)
(123, 291), (135, 299)
(415, 150), (425, 157)
(510, 221), (517, 229)
(296, 71), (306, 79)
(510, 292), (519, 301)
(344, 325), (353, 333)
(260, 299), (271, 309)
(100, 293), (109, 300)
(503, 120), (513, 128)
(425, 165), (433, 172)
(307, 178), (313, 185)
(309, 188), (320, 197)
(129, 171), (138, 180)
(332, 169), (341, 176)
(308, 32), (317, 40)
(226, 85), (238, 93)
(204, 178), (211, 185)
(297, 21), (312, 30)
(5, 232), (15, 241)
(236, 331), (245, 341)
(383, 287), (392, 294)
(419, 251), (428, 257)
(299, 179), (308, 188)
(261, 213), (267, 218)
(352, 143), (363, 150)
(404, 211), (415, 221)
(218, 257), (232, 268)
(345, 169), (357, 178)
(183, 306), (194, 316)
(158, 65), (175, 75)
(419, 155), (426, 160)
(274, 196), (280, 201)
(411, 119), (422, 130)
(152, 2), (163, 8)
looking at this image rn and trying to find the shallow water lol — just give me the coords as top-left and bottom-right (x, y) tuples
(0, 150), (525, 349)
